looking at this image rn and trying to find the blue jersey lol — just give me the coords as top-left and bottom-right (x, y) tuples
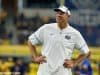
(80, 59), (93, 75)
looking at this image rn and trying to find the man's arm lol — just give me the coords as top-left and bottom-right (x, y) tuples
(74, 51), (90, 65)
(64, 31), (91, 68)
(63, 51), (91, 68)
(28, 40), (37, 59)
(28, 41), (46, 64)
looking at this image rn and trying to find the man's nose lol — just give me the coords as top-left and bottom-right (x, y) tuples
(56, 13), (62, 17)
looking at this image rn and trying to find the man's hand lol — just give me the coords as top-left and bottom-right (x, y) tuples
(63, 59), (76, 68)
(33, 56), (46, 64)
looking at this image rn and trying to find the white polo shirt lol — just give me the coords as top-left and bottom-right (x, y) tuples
(28, 23), (89, 72)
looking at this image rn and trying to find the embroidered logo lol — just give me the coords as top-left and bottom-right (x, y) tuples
(50, 33), (54, 35)
(65, 35), (71, 40)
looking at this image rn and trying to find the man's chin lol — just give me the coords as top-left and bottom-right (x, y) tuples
(57, 20), (63, 23)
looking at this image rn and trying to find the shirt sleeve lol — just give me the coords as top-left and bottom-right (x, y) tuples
(75, 32), (89, 54)
(28, 26), (44, 45)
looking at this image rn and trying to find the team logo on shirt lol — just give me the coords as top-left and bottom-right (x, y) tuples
(65, 35), (71, 40)
(50, 33), (54, 36)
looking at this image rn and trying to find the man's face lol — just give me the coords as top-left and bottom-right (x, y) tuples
(55, 10), (69, 23)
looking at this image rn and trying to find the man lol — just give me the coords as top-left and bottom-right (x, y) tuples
(28, 5), (90, 75)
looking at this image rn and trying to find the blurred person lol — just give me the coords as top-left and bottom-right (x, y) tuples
(7, 57), (14, 68)
(80, 58), (93, 75)
(17, 18), (30, 44)
(0, 58), (3, 72)
(28, 18), (36, 32)
(73, 58), (93, 75)
(73, 65), (80, 75)
(1, 58), (14, 75)
(0, 58), (11, 75)
(0, 59), (5, 72)
(28, 5), (90, 75)
(29, 62), (39, 75)
(0, 12), (6, 40)
(33, 14), (43, 30)
(10, 58), (26, 75)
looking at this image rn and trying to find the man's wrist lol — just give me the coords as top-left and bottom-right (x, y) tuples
(32, 55), (37, 60)
(73, 59), (78, 67)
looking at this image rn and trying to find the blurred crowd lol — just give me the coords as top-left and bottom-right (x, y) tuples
(13, 13), (55, 44)
(0, 12), (55, 45)
(0, 57), (99, 75)
(0, 57), (37, 75)
(0, 12), (100, 46)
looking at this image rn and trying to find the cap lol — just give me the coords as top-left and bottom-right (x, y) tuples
(54, 5), (71, 15)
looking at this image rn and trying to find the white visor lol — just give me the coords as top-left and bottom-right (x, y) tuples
(54, 5), (71, 15)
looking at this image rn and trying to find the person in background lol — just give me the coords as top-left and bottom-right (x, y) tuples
(80, 58), (93, 75)
(73, 57), (93, 75)
(10, 58), (26, 75)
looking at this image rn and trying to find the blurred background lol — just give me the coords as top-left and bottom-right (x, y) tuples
(0, 0), (100, 75)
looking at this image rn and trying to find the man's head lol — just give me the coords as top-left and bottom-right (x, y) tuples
(54, 5), (71, 24)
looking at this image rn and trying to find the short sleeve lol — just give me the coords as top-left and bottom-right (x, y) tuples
(75, 32), (89, 54)
(28, 26), (44, 45)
